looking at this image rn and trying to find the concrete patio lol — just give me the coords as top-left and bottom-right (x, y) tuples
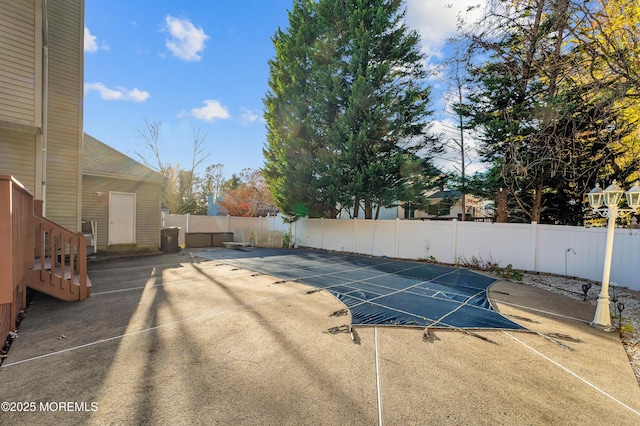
(1, 248), (639, 425)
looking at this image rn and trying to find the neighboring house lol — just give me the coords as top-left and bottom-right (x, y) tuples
(83, 134), (163, 253)
(339, 204), (402, 220)
(339, 190), (493, 220)
(410, 190), (490, 220)
(0, 0), (84, 232)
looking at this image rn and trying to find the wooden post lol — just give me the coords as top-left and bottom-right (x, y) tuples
(78, 233), (88, 300)
(450, 219), (458, 264)
(0, 176), (34, 334)
(0, 178), (12, 306)
(34, 199), (44, 217)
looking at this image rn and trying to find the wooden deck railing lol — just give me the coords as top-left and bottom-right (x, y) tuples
(0, 175), (33, 343)
(31, 214), (89, 301)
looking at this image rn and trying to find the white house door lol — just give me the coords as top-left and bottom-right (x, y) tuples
(109, 192), (136, 245)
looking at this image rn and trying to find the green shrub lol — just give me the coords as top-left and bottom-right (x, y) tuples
(620, 319), (635, 336)
(282, 231), (292, 248)
(493, 264), (523, 281)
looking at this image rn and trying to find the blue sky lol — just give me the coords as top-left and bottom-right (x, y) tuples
(84, 0), (483, 178)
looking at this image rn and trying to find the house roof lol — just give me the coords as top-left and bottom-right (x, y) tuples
(427, 190), (461, 200)
(83, 133), (163, 183)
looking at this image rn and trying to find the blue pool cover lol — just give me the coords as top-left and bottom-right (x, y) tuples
(197, 248), (524, 330)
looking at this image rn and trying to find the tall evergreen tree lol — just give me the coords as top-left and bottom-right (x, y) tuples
(263, 0), (440, 219)
(263, 1), (328, 218)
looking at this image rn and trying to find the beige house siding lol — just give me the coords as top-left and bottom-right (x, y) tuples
(83, 175), (161, 251)
(43, 0), (84, 232)
(0, 0), (38, 128)
(0, 129), (37, 192)
(0, 0), (84, 232)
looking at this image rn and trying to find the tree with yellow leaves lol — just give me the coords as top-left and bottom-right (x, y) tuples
(461, 0), (639, 224)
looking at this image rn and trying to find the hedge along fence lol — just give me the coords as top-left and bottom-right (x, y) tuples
(162, 213), (640, 291)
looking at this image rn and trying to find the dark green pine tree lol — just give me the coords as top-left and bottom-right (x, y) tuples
(263, 1), (333, 218)
(337, 0), (438, 219)
(263, 0), (440, 219)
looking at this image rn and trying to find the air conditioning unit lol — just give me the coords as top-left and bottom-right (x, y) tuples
(81, 220), (97, 257)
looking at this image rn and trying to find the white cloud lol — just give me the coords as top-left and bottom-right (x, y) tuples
(240, 108), (259, 125)
(84, 27), (98, 53)
(182, 100), (230, 121)
(84, 27), (109, 53)
(404, 0), (485, 60)
(84, 83), (150, 102)
(429, 118), (486, 173)
(164, 16), (210, 61)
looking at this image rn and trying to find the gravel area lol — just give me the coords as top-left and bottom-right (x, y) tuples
(519, 272), (640, 386)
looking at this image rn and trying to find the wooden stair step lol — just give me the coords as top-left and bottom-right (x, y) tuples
(32, 258), (92, 287)
(32, 257), (52, 271)
(50, 266), (92, 287)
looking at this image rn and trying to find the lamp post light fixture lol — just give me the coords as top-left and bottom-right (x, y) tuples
(587, 180), (640, 330)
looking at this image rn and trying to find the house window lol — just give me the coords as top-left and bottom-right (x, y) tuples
(404, 205), (415, 219)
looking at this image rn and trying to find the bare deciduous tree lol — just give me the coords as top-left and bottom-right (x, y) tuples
(134, 119), (212, 214)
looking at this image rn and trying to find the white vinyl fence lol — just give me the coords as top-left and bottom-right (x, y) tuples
(162, 213), (640, 291)
(162, 214), (288, 248)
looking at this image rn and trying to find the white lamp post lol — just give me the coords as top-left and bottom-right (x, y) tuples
(587, 180), (640, 330)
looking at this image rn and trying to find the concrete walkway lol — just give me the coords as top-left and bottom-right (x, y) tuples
(1, 249), (639, 425)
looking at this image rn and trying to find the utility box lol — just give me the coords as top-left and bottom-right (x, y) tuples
(81, 220), (97, 257)
(185, 232), (212, 248)
(212, 232), (233, 247)
(185, 232), (234, 248)
(160, 227), (180, 253)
